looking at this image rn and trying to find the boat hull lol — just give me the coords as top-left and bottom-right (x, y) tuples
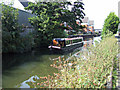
(49, 42), (83, 53)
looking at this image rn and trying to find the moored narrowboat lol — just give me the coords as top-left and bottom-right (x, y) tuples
(48, 37), (83, 51)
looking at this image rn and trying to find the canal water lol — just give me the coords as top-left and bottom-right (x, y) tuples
(2, 37), (101, 88)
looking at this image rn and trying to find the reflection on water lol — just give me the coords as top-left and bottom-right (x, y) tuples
(2, 48), (62, 88)
(17, 75), (39, 88)
(2, 37), (101, 88)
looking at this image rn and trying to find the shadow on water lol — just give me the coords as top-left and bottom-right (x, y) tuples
(2, 47), (68, 88)
(2, 48), (63, 70)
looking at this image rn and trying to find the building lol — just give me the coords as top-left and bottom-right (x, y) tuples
(81, 17), (89, 33)
(89, 20), (94, 33)
(81, 17), (94, 34)
(64, 17), (95, 34)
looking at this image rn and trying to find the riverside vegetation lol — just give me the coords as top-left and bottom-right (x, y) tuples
(2, 1), (85, 53)
(2, 4), (34, 53)
(31, 35), (118, 88)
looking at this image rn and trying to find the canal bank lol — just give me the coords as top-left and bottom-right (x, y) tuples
(37, 36), (117, 88)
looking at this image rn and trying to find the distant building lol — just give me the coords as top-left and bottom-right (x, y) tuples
(81, 17), (94, 33)
(81, 17), (89, 33)
(89, 20), (94, 33)
(65, 17), (95, 34)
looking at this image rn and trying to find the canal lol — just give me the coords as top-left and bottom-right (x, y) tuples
(2, 36), (101, 88)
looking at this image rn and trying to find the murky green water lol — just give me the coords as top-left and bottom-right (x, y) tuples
(2, 37), (100, 88)
(2, 48), (62, 88)
(2, 48), (81, 88)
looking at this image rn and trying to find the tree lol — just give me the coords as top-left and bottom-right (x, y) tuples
(25, 2), (68, 47)
(2, 3), (34, 53)
(25, 1), (85, 47)
(68, 0), (85, 32)
(102, 12), (119, 35)
(2, 3), (22, 52)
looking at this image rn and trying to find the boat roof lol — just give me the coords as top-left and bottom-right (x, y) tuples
(54, 38), (65, 41)
(54, 37), (83, 41)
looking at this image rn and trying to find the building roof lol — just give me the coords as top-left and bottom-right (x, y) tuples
(19, 0), (29, 7)
(82, 17), (89, 23)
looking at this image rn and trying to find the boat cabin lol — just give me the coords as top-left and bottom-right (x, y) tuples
(48, 37), (83, 50)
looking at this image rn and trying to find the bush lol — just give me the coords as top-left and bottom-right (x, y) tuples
(16, 33), (34, 53)
(101, 29), (113, 39)
(102, 12), (119, 35)
(2, 3), (34, 53)
(33, 35), (118, 88)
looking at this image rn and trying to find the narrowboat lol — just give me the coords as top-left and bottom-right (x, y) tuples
(48, 37), (83, 51)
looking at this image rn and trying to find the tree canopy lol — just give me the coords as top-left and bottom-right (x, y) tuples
(102, 12), (119, 35)
(25, 1), (85, 47)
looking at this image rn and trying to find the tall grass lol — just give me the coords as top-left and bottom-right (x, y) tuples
(35, 36), (118, 88)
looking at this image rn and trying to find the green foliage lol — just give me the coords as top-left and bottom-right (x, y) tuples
(32, 36), (118, 88)
(25, 1), (85, 47)
(102, 12), (119, 35)
(68, 1), (85, 32)
(101, 29), (113, 39)
(2, 4), (34, 53)
(2, 3), (21, 53)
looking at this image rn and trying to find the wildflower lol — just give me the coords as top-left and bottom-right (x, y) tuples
(37, 83), (40, 85)
(59, 56), (61, 62)
(88, 68), (91, 71)
(50, 64), (53, 67)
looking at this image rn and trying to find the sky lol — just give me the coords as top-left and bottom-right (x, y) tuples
(82, 0), (120, 29)
(1, 0), (120, 29)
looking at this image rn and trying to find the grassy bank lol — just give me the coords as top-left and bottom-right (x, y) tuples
(34, 35), (118, 88)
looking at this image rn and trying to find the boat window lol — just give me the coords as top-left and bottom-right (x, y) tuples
(70, 40), (72, 44)
(66, 40), (70, 45)
(73, 39), (82, 43)
(65, 39), (82, 45)
(59, 41), (65, 47)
